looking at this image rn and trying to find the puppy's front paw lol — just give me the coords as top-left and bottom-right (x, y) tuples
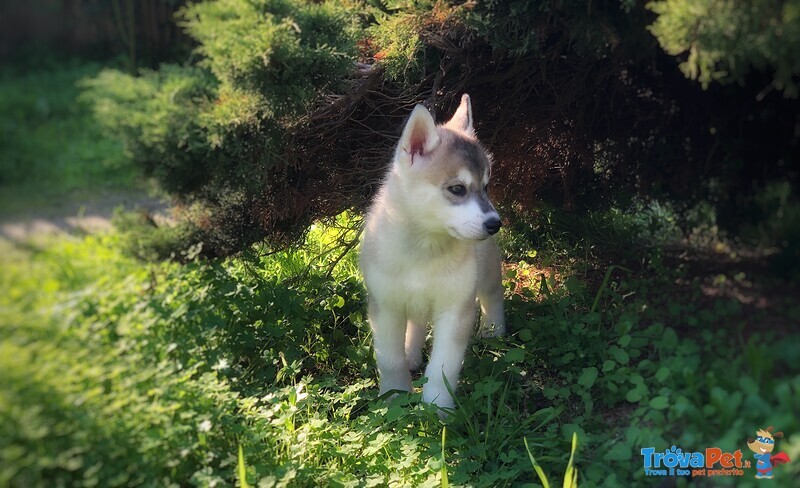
(422, 382), (455, 410)
(378, 372), (412, 401)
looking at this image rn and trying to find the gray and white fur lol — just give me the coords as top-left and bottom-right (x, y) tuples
(360, 94), (505, 411)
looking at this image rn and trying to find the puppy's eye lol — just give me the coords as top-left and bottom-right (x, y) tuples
(484, 183), (489, 193)
(448, 185), (466, 196)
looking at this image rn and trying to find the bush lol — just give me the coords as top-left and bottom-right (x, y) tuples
(83, 0), (370, 255)
(83, 66), (217, 195)
(84, 0), (800, 257)
(82, 0), (649, 255)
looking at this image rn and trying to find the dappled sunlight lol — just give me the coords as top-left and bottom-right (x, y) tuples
(502, 261), (564, 301)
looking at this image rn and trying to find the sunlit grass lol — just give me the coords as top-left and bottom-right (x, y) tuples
(2, 210), (798, 486)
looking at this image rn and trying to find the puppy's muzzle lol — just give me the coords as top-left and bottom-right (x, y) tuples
(483, 217), (501, 235)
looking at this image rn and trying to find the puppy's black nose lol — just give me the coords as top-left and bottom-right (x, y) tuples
(483, 217), (501, 235)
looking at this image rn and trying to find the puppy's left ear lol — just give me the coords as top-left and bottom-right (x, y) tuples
(444, 94), (475, 137)
(398, 104), (440, 164)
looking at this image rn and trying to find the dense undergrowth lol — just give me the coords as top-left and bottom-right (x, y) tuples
(2, 206), (799, 486)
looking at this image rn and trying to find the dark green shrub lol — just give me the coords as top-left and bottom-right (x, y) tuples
(739, 181), (800, 278)
(84, 0), (658, 256)
(84, 0), (365, 255)
(84, 0), (800, 257)
(83, 66), (218, 196)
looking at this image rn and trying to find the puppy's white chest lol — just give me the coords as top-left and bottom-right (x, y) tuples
(372, 247), (478, 312)
(404, 257), (473, 292)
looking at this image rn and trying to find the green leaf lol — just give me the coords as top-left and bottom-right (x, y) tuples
(604, 441), (633, 461)
(661, 328), (678, 350)
(523, 437), (551, 488)
(518, 329), (533, 342)
(386, 405), (404, 422)
(649, 396), (670, 410)
(564, 276), (584, 294)
(504, 348), (525, 363)
(577, 367), (599, 388)
(738, 376), (758, 395)
(655, 366), (670, 382)
(238, 444), (250, 488)
(610, 346), (629, 364)
(626, 389), (643, 403)
(561, 424), (585, 442)
(441, 427), (449, 488)
(564, 433), (579, 488)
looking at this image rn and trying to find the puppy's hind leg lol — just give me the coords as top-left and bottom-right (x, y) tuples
(477, 283), (506, 338)
(405, 320), (426, 372)
(369, 301), (412, 396)
(477, 241), (506, 338)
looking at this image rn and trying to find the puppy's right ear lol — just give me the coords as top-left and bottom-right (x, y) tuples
(444, 94), (474, 136)
(397, 104), (440, 165)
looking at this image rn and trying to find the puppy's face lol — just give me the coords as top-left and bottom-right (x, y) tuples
(419, 133), (499, 240)
(394, 96), (501, 240)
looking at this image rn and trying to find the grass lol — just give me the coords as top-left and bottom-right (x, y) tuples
(524, 433), (578, 488)
(0, 61), (141, 215)
(2, 212), (799, 486)
(1, 63), (800, 487)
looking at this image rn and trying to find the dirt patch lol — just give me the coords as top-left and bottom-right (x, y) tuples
(656, 248), (800, 339)
(0, 190), (170, 242)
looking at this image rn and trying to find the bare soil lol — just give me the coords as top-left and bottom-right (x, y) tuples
(0, 189), (170, 242)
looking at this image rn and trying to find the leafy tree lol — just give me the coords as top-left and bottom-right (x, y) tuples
(648, 0), (800, 97)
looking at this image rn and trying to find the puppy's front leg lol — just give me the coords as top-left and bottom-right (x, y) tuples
(369, 301), (412, 396)
(423, 305), (475, 409)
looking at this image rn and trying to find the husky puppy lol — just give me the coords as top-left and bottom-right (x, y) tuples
(360, 94), (505, 410)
